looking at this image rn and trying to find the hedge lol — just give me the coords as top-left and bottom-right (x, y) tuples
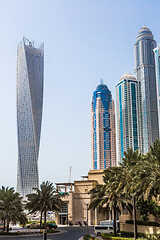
(120, 231), (146, 238)
(101, 235), (148, 240)
(126, 220), (160, 227)
(101, 235), (134, 240)
(83, 234), (92, 240)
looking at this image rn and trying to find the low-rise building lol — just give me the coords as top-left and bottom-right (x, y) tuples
(55, 169), (160, 235)
(55, 169), (113, 225)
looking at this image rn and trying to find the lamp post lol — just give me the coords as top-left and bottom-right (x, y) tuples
(43, 229), (47, 240)
(86, 203), (89, 235)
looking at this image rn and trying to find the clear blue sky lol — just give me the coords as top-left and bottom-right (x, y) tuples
(0, 0), (160, 188)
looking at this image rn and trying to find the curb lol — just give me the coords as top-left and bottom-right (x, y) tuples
(0, 230), (67, 238)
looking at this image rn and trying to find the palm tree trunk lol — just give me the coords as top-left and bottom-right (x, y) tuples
(40, 210), (43, 227)
(43, 209), (47, 240)
(6, 219), (9, 233)
(133, 196), (137, 240)
(3, 219), (6, 232)
(44, 209), (47, 229)
(113, 205), (117, 237)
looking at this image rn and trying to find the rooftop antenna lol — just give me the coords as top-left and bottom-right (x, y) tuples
(69, 166), (72, 183)
(100, 79), (103, 84)
(143, 21), (146, 27)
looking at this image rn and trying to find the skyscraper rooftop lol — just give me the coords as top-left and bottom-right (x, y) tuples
(116, 73), (136, 84)
(96, 83), (110, 92)
(136, 25), (154, 42)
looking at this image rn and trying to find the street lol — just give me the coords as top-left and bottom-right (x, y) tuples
(0, 226), (94, 240)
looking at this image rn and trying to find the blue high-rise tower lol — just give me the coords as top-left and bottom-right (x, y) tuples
(91, 81), (116, 170)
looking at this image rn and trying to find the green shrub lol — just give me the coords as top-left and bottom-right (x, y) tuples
(144, 234), (160, 240)
(120, 231), (147, 238)
(120, 231), (160, 240)
(119, 232), (134, 238)
(47, 220), (56, 224)
(101, 234), (134, 240)
(126, 220), (160, 227)
(83, 234), (92, 240)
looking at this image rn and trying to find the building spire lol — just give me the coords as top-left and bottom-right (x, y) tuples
(100, 79), (103, 84)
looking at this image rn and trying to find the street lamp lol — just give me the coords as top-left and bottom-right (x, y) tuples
(43, 229), (47, 240)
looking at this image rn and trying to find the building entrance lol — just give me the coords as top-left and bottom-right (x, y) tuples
(60, 214), (68, 224)
(59, 203), (68, 225)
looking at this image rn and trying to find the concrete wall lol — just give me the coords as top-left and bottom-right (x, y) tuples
(121, 223), (160, 234)
(88, 170), (104, 184)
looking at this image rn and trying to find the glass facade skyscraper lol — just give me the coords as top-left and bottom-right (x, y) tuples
(134, 26), (159, 153)
(116, 74), (140, 163)
(154, 45), (160, 137)
(16, 38), (44, 198)
(91, 81), (116, 170)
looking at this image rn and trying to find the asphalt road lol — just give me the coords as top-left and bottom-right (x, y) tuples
(0, 226), (94, 240)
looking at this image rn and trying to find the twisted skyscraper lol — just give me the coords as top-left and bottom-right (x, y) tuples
(16, 38), (44, 197)
(91, 81), (116, 170)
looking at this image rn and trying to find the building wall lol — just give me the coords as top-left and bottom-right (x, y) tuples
(119, 204), (160, 234)
(88, 169), (104, 184)
(121, 223), (160, 234)
(56, 170), (160, 235)
(56, 170), (110, 225)
(73, 180), (97, 224)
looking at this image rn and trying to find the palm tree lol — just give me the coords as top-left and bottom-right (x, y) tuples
(26, 181), (63, 230)
(141, 139), (160, 200)
(89, 167), (132, 237)
(25, 192), (43, 226)
(0, 186), (26, 232)
(120, 148), (142, 240)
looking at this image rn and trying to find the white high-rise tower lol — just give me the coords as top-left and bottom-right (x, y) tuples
(154, 45), (160, 137)
(16, 37), (44, 197)
(134, 26), (159, 153)
(116, 73), (141, 163)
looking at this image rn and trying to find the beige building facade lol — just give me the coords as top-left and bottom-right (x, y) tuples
(55, 170), (112, 225)
(55, 169), (160, 235)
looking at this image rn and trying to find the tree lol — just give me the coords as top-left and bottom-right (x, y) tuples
(120, 148), (142, 240)
(141, 139), (160, 200)
(89, 167), (132, 237)
(0, 186), (26, 232)
(136, 199), (160, 222)
(25, 192), (43, 226)
(26, 181), (63, 230)
(132, 139), (160, 224)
